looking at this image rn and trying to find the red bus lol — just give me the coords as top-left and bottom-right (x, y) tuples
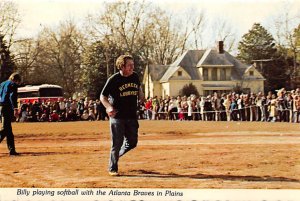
(18, 84), (64, 103)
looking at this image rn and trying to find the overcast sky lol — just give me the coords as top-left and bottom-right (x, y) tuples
(14, 0), (300, 48)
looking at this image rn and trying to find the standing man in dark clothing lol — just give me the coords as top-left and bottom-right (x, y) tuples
(0, 72), (22, 156)
(100, 55), (144, 176)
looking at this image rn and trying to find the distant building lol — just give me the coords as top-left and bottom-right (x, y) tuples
(143, 41), (265, 98)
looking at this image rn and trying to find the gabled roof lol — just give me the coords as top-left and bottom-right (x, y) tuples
(243, 65), (266, 80)
(160, 50), (205, 82)
(197, 49), (234, 66)
(159, 66), (180, 82)
(196, 49), (251, 80)
(146, 48), (264, 82)
(220, 51), (250, 80)
(146, 64), (169, 82)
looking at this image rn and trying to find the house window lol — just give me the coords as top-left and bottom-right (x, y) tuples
(212, 68), (217, 80)
(226, 69), (231, 80)
(177, 71), (182, 76)
(249, 71), (254, 76)
(203, 68), (208, 81)
(220, 68), (226, 80)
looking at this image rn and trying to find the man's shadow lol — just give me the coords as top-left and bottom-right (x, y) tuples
(2, 151), (73, 156)
(124, 169), (300, 183)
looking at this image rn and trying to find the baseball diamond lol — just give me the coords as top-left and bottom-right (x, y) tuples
(0, 120), (299, 188)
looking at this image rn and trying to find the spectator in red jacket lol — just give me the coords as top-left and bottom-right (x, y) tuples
(50, 110), (59, 122)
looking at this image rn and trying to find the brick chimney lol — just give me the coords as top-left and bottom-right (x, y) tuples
(218, 41), (224, 54)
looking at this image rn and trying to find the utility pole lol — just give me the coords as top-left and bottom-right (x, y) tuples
(147, 60), (150, 98)
(105, 51), (109, 79)
(252, 59), (273, 91)
(292, 46), (300, 88)
(252, 59), (273, 74)
(104, 35), (110, 79)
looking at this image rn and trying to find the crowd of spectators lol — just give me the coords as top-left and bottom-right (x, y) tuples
(17, 98), (108, 122)
(16, 87), (300, 123)
(139, 87), (300, 123)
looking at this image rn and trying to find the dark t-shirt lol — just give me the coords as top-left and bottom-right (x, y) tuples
(101, 72), (140, 119)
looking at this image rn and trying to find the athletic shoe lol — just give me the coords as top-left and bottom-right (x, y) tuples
(9, 151), (20, 156)
(108, 171), (119, 176)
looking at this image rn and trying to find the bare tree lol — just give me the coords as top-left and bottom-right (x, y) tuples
(0, 1), (21, 48)
(210, 16), (237, 52)
(12, 38), (41, 83)
(85, 1), (207, 65)
(33, 20), (86, 96)
(272, 2), (300, 87)
(86, 1), (147, 52)
(140, 10), (190, 65)
(180, 8), (206, 51)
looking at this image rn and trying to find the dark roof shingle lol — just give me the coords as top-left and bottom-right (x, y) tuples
(148, 48), (260, 82)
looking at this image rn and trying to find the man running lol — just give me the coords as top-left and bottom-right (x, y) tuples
(100, 55), (144, 176)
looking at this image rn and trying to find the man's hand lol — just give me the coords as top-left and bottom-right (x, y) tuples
(106, 106), (117, 117)
(14, 108), (19, 118)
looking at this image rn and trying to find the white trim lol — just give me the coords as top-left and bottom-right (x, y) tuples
(197, 49), (212, 67)
(18, 84), (62, 93)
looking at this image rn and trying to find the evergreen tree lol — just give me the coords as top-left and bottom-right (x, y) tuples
(290, 24), (300, 88)
(81, 41), (110, 99)
(237, 23), (277, 64)
(237, 23), (287, 91)
(0, 34), (15, 82)
(81, 40), (145, 99)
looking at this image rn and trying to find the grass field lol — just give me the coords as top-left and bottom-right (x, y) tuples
(0, 120), (299, 189)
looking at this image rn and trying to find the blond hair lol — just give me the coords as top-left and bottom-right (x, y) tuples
(115, 55), (133, 70)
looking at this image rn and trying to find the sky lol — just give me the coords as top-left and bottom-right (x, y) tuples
(13, 0), (300, 48)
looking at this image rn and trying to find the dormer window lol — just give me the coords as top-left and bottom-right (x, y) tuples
(178, 71), (182, 76)
(249, 71), (254, 76)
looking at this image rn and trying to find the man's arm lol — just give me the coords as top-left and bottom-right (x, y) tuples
(100, 94), (117, 117)
(138, 87), (145, 103)
(10, 83), (19, 117)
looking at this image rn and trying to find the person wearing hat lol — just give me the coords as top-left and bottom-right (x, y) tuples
(50, 110), (59, 122)
(0, 72), (22, 156)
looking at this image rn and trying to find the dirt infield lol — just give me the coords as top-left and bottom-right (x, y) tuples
(0, 120), (299, 189)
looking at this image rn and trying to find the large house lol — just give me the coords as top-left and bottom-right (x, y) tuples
(143, 42), (265, 98)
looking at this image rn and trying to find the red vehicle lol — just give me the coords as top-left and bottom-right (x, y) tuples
(18, 84), (64, 103)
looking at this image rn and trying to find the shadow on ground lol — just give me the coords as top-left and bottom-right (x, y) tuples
(126, 169), (300, 183)
(4, 151), (76, 156)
